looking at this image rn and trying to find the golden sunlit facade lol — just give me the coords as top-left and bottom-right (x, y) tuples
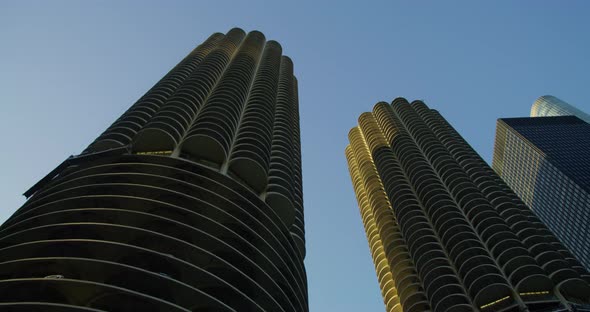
(346, 99), (590, 312)
(346, 118), (429, 312)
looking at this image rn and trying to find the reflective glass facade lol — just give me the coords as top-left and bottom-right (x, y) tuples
(493, 116), (590, 271)
(0, 28), (308, 311)
(531, 95), (590, 123)
(347, 99), (590, 312)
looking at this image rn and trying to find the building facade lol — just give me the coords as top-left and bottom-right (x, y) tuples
(0, 28), (308, 312)
(493, 116), (590, 271)
(531, 95), (590, 123)
(346, 98), (590, 312)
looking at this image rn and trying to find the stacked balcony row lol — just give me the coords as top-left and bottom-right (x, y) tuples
(384, 98), (590, 309)
(412, 102), (590, 306)
(180, 30), (266, 164)
(265, 57), (305, 255)
(368, 108), (474, 312)
(365, 106), (478, 312)
(0, 155), (308, 312)
(132, 28), (247, 153)
(346, 144), (402, 312)
(389, 100), (529, 310)
(84, 31), (229, 153)
(347, 98), (590, 311)
(81, 28), (304, 249)
(354, 116), (433, 312)
(289, 78), (306, 258)
(347, 127), (424, 312)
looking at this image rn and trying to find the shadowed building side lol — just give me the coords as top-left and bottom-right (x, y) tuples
(0, 28), (307, 312)
(493, 115), (590, 272)
(346, 98), (590, 312)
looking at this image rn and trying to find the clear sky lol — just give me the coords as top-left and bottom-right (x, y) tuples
(2, 1), (590, 311)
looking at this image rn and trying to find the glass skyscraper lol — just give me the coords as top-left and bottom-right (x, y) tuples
(0, 28), (308, 311)
(347, 98), (590, 312)
(531, 95), (590, 123)
(493, 115), (590, 271)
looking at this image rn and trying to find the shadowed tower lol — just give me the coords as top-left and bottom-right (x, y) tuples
(494, 106), (590, 271)
(0, 28), (307, 312)
(346, 98), (590, 312)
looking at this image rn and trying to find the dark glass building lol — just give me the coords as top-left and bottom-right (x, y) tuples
(493, 116), (590, 271)
(0, 28), (308, 312)
(346, 98), (590, 312)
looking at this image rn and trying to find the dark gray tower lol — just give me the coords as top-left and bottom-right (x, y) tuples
(0, 28), (307, 312)
(493, 116), (590, 271)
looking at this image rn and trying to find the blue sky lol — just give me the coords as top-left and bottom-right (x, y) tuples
(2, 1), (590, 311)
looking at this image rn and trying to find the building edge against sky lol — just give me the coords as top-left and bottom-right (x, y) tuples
(0, 28), (308, 311)
(346, 98), (590, 312)
(531, 95), (590, 123)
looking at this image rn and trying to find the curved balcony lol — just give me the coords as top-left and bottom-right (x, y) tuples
(180, 31), (265, 168)
(84, 32), (226, 154)
(348, 130), (431, 311)
(0, 302), (105, 312)
(228, 41), (283, 193)
(413, 102), (590, 306)
(135, 33), (245, 155)
(0, 278), (189, 312)
(0, 155), (307, 312)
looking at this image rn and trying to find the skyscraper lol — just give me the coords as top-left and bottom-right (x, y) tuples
(493, 115), (590, 271)
(346, 98), (590, 312)
(0, 28), (308, 312)
(531, 95), (590, 123)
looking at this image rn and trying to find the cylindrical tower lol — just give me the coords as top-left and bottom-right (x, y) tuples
(531, 95), (590, 123)
(346, 98), (590, 312)
(0, 28), (307, 312)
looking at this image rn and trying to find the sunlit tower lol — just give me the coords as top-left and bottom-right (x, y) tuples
(346, 98), (590, 312)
